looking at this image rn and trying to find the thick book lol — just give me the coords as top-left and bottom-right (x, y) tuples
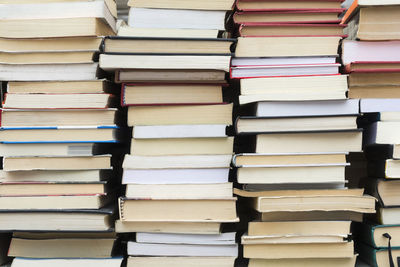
(127, 0), (235, 10)
(355, 222), (400, 248)
(364, 122), (400, 145)
(357, 240), (400, 267)
(0, 109), (117, 127)
(235, 36), (341, 57)
(128, 257), (235, 267)
(128, 8), (227, 30)
(132, 125), (227, 139)
(127, 242), (238, 257)
(121, 83), (224, 106)
(368, 179), (400, 206)
(104, 36), (235, 55)
(117, 26), (219, 39)
(119, 197), (238, 222)
(3, 155), (111, 171)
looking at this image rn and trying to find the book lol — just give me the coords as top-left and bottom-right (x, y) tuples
(3, 170), (108, 183)
(104, 37), (234, 55)
(128, 8), (227, 30)
(7, 80), (116, 94)
(365, 122), (400, 145)
(235, 37), (341, 57)
(119, 198), (238, 221)
(233, 10), (342, 24)
(0, 182), (106, 196)
(3, 155), (111, 171)
(236, 0), (343, 11)
(115, 220), (221, 234)
(0, 127), (117, 143)
(349, 85), (400, 98)
(0, 18), (114, 38)
(127, 242), (238, 257)
(127, 257), (235, 267)
(254, 99), (359, 117)
(355, 222), (400, 248)
(122, 168), (229, 184)
(360, 99), (400, 113)
(131, 137), (234, 155)
(132, 125), (227, 138)
(126, 183), (233, 199)
(237, 165), (346, 185)
(122, 155), (232, 169)
(255, 131), (363, 153)
(0, 208), (113, 231)
(367, 179), (400, 206)
(0, 109), (116, 127)
(8, 237), (115, 258)
(3, 93), (113, 109)
(0, 51), (97, 65)
(99, 54), (231, 71)
(248, 257), (357, 267)
(260, 211), (363, 222)
(127, 103), (233, 126)
(242, 235), (347, 244)
(135, 232), (236, 245)
(0, 63), (99, 81)
(127, 0), (235, 10)
(231, 63), (340, 79)
(0, 37), (103, 53)
(235, 116), (357, 134)
(349, 72), (400, 87)
(115, 69), (226, 83)
(9, 258), (123, 267)
(357, 241), (400, 267)
(377, 207), (400, 224)
(232, 56), (337, 66)
(233, 153), (347, 167)
(243, 242), (354, 259)
(0, 143), (94, 157)
(117, 26), (219, 38)
(0, 194), (109, 210)
(238, 23), (345, 37)
(122, 83), (223, 106)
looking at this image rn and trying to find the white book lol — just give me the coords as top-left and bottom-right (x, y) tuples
(239, 91), (346, 104)
(10, 258), (123, 267)
(118, 26), (219, 38)
(127, 242), (238, 257)
(359, 0), (400, 5)
(132, 125), (227, 139)
(0, 1), (116, 32)
(0, 63), (98, 81)
(123, 155), (232, 169)
(360, 99), (400, 113)
(231, 56), (337, 66)
(231, 64), (340, 79)
(128, 8), (226, 30)
(365, 122), (400, 145)
(255, 100), (359, 117)
(136, 232), (236, 245)
(0, 143), (94, 157)
(122, 168), (229, 184)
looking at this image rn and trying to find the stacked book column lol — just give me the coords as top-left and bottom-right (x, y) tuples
(0, 1), (123, 266)
(342, 1), (400, 266)
(99, 0), (240, 266)
(231, 0), (376, 266)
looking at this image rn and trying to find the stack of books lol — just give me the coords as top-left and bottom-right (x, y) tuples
(0, 1), (122, 266)
(231, 0), (377, 265)
(116, 0), (234, 38)
(342, 1), (400, 266)
(99, 1), (240, 266)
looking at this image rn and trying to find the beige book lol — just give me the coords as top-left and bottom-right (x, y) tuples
(240, 24), (344, 37)
(0, 184), (105, 196)
(243, 241), (354, 259)
(127, 257), (236, 267)
(3, 155), (110, 171)
(9, 238), (114, 258)
(242, 235), (345, 244)
(0, 143), (94, 157)
(128, 104), (232, 126)
(104, 38), (233, 54)
(248, 257), (357, 267)
(0, 18), (114, 38)
(349, 86), (400, 99)
(236, 0), (341, 10)
(255, 131), (362, 154)
(7, 80), (113, 94)
(10, 258), (122, 267)
(1, 109), (116, 127)
(235, 37), (341, 57)
(240, 75), (348, 95)
(234, 188), (365, 198)
(0, 37), (102, 53)
(261, 211), (363, 222)
(118, 26), (218, 38)
(248, 221), (351, 236)
(128, 0), (234, 10)
(115, 220), (221, 234)
(99, 54), (231, 71)
(123, 84), (222, 105)
(349, 72), (400, 86)
(0, 51), (95, 64)
(119, 198), (237, 222)
(131, 137), (234, 156)
(358, 6), (400, 40)
(234, 153), (347, 167)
